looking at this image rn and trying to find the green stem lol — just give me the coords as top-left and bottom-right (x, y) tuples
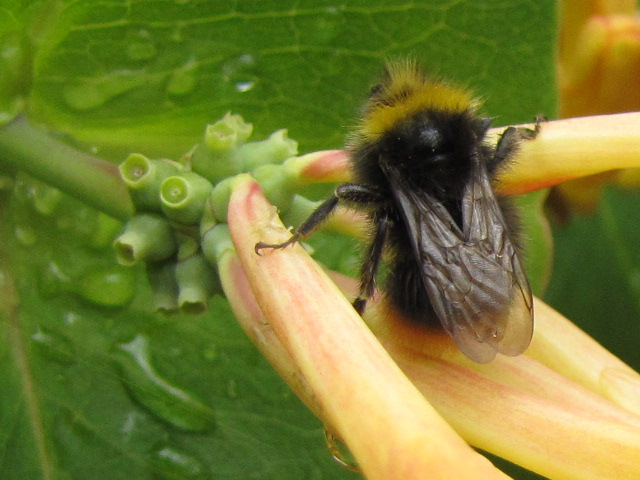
(0, 115), (134, 220)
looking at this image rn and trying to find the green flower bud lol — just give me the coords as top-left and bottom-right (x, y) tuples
(160, 172), (213, 225)
(177, 233), (199, 261)
(201, 224), (234, 265)
(280, 194), (320, 229)
(199, 195), (217, 238)
(208, 177), (235, 223)
(252, 164), (298, 211)
(205, 113), (253, 150)
(239, 129), (298, 170)
(190, 143), (241, 184)
(175, 252), (219, 315)
(146, 261), (179, 314)
(190, 113), (252, 182)
(114, 214), (177, 265)
(119, 154), (182, 211)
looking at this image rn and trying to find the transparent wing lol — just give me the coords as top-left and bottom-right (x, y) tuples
(381, 160), (533, 363)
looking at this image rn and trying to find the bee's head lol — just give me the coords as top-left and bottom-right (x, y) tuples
(355, 59), (479, 146)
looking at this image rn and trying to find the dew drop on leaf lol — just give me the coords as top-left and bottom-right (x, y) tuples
(222, 54), (255, 76)
(31, 328), (75, 365)
(72, 266), (136, 307)
(151, 443), (207, 480)
(39, 262), (71, 297)
(126, 41), (157, 61)
(63, 72), (146, 111)
(63, 83), (109, 111)
(235, 81), (255, 93)
(113, 334), (215, 432)
(167, 58), (198, 97)
(14, 224), (36, 246)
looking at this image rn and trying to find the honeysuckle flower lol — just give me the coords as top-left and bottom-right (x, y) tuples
(555, 0), (640, 212)
(213, 113), (640, 480)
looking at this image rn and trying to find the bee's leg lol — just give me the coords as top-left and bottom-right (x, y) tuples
(352, 212), (389, 315)
(491, 115), (544, 169)
(255, 183), (384, 255)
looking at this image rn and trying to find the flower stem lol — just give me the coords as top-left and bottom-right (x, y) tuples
(0, 115), (134, 220)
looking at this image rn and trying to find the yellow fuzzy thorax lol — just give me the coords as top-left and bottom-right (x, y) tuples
(357, 60), (478, 142)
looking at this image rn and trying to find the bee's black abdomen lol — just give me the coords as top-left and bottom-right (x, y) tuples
(384, 256), (440, 328)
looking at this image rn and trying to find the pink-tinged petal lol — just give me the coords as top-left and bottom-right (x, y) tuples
(289, 149), (350, 184)
(227, 174), (511, 480)
(526, 298), (640, 415)
(389, 344), (640, 480)
(217, 249), (325, 420)
(327, 270), (640, 477)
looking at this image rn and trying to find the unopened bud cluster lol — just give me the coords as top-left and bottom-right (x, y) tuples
(114, 112), (305, 314)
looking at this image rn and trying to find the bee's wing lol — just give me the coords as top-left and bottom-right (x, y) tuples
(380, 160), (533, 363)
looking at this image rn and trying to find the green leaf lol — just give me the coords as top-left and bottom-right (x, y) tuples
(0, 1), (557, 479)
(26, 1), (556, 159)
(545, 186), (640, 369)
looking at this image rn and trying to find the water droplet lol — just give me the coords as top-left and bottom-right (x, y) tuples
(151, 443), (207, 480)
(63, 71), (146, 111)
(113, 335), (215, 432)
(167, 57), (198, 97)
(14, 224), (36, 245)
(31, 328), (75, 365)
(64, 311), (81, 325)
(119, 411), (139, 440)
(325, 427), (361, 473)
(300, 8), (345, 45)
(235, 80), (255, 92)
(73, 265), (136, 307)
(126, 41), (157, 61)
(39, 262), (71, 297)
(31, 182), (63, 215)
(222, 54), (255, 77)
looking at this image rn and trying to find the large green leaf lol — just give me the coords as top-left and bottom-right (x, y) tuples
(25, 1), (555, 158)
(0, 1), (556, 479)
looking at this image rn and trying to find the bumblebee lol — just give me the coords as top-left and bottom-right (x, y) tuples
(256, 59), (537, 363)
